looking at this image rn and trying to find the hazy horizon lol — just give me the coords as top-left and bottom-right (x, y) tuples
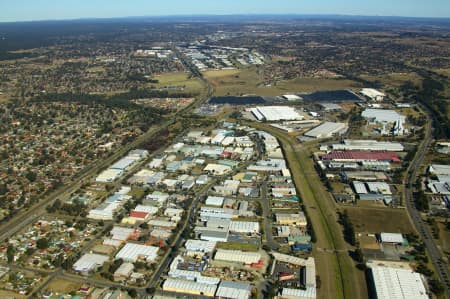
(1, 0), (449, 22)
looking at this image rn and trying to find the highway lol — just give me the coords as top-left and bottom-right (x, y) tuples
(404, 105), (450, 297)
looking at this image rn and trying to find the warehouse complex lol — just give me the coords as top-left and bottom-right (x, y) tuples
(250, 106), (303, 121)
(331, 140), (404, 152)
(304, 122), (347, 139)
(362, 108), (406, 135)
(360, 88), (386, 101)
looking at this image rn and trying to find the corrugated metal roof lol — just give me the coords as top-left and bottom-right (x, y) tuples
(321, 151), (401, 162)
(216, 281), (252, 299)
(370, 266), (428, 299)
(163, 278), (217, 295)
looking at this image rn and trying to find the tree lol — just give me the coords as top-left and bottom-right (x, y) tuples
(429, 279), (444, 295)
(0, 183), (8, 196)
(128, 289), (138, 298)
(36, 238), (49, 250)
(414, 191), (429, 212)
(353, 247), (364, 263)
(25, 171), (37, 182)
(6, 245), (15, 263)
(53, 253), (64, 267)
(230, 111), (242, 119)
(139, 222), (149, 229)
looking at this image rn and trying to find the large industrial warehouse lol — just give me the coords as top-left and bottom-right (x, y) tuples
(304, 122), (347, 139)
(369, 266), (428, 299)
(361, 108), (406, 135)
(250, 106), (303, 121)
(331, 140), (404, 152)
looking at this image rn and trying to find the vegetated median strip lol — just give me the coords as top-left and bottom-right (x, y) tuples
(244, 121), (347, 299)
(283, 137), (347, 299)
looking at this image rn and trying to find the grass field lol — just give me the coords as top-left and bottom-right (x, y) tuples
(129, 187), (146, 200)
(0, 289), (26, 299)
(151, 71), (205, 94)
(44, 278), (82, 294)
(342, 206), (415, 234)
(216, 242), (259, 252)
(243, 121), (368, 299)
(437, 221), (450, 255)
(360, 72), (422, 88)
(204, 67), (361, 97)
(0, 94), (8, 102)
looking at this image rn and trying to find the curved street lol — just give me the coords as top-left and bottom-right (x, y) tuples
(404, 105), (450, 297)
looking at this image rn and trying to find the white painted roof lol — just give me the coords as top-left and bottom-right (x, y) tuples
(110, 226), (134, 241)
(370, 266), (428, 299)
(362, 109), (405, 123)
(304, 122), (347, 138)
(115, 243), (159, 262)
(216, 281), (252, 299)
(251, 106), (303, 121)
(380, 233), (404, 243)
(361, 88), (385, 98)
(73, 253), (109, 272)
(205, 196), (225, 206)
(214, 249), (261, 264)
(162, 278), (217, 295)
(353, 181), (368, 194)
(229, 221), (260, 233)
(185, 239), (217, 253)
(281, 287), (317, 299)
(133, 205), (159, 215)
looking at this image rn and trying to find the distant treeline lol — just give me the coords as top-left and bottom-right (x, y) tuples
(403, 71), (450, 139)
(33, 87), (195, 109)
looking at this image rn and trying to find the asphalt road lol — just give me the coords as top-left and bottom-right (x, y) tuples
(404, 105), (450, 296)
(260, 181), (280, 251)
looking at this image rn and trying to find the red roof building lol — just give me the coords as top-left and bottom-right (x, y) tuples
(129, 211), (149, 220)
(321, 151), (401, 162)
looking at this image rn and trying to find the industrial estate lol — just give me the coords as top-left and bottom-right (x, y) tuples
(0, 11), (449, 299)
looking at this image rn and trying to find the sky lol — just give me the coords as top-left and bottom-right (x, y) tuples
(0, 0), (449, 22)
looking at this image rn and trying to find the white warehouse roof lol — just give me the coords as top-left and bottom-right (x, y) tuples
(429, 164), (450, 175)
(304, 122), (347, 139)
(361, 88), (385, 100)
(362, 109), (405, 123)
(370, 266), (428, 299)
(251, 106), (303, 121)
(214, 249), (261, 264)
(280, 287), (317, 299)
(115, 243), (159, 262)
(332, 140), (404, 152)
(216, 281), (252, 299)
(73, 253), (109, 273)
(205, 196), (225, 206)
(162, 278), (217, 296)
(353, 181), (368, 194)
(380, 233), (404, 244)
(229, 221), (260, 233)
(185, 239), (217, 253)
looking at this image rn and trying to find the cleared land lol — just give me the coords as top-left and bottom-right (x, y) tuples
(243, 121), (367, 299)
(437, 221), (450, 256)
(342, 206), (415, 234)
(150, 71), (205, 93)
(361, 72), (422, 88)
(44, 278), (82, 294)
(0, 289), (26, 299)
(204, 67), (361, 97)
